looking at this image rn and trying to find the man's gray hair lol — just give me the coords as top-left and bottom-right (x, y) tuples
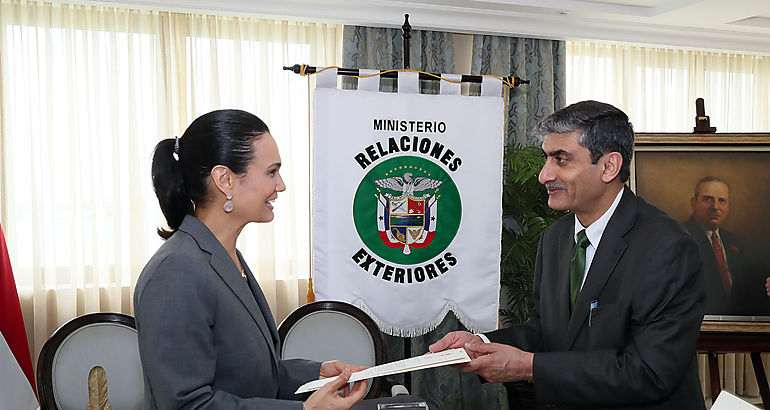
(535, 100), (635, 182)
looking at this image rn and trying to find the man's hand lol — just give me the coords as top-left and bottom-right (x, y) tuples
(428, 331), (482, 354)
(319, 360), (367, 379)
(765, 276), (769, 297)
(459, 342), (534, 383)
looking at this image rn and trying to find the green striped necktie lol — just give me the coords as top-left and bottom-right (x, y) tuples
(570, 229), (590, 309)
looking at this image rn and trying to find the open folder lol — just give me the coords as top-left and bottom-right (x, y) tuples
(295, 348), (471, 394)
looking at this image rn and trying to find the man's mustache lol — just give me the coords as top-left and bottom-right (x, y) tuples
(544, 182), (565, 191)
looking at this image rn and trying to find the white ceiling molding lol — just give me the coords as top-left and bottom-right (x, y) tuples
(473, 0), (701, 17)
(89, 0), (770, 54)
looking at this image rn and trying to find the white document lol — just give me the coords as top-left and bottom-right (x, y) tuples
(295, 348), (471, 394)
(711, 390), (759, 409)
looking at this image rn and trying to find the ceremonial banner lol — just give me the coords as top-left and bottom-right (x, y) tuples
(313, 80), (503, 336)
(0, 224), (39, 410)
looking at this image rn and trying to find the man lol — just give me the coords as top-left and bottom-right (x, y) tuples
(682, 177), (768, 315)
(430, 101), (706, 409)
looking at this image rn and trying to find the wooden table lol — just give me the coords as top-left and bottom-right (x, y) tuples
(698, 321), (770, 409)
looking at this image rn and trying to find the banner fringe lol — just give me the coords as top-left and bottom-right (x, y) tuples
(352, 298), (493, 337)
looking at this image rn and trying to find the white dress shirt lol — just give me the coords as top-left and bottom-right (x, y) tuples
(573, 187), (625, 290)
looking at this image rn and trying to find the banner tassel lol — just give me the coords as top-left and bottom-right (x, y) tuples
(306, 276), (315, 303)
(353, 298), (492, 338)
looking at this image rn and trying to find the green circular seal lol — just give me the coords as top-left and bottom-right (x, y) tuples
(353, 156), (461, 264)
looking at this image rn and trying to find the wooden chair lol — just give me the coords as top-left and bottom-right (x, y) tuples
(36, 312), (143, 410)
(278, 301), (386, 399)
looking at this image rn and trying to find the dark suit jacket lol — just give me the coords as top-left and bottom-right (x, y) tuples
(134, 215), (320, 409)
(486, 187), (706, 409)
(681, 217), (760, 315)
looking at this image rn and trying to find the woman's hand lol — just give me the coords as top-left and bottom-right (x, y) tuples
(319, 360), (367, 379)
(304, 369), (367, 410)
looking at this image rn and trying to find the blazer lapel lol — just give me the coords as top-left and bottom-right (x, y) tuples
(178, 216), (279, 365)
(240, 252), (280, 348)
(564, 188), (635, 349)
(554, 220), (574, 349)
(210, 252), (279, 364)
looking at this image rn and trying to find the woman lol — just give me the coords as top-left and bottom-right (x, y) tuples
(134, 109), (366, 409)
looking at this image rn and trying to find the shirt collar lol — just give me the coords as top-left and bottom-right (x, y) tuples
(574, 187), (624, 248)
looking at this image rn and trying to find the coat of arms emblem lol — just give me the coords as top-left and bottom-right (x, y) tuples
(374, 172), (442, 254)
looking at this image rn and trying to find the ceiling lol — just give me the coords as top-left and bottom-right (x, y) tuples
(95, 0), (770, 54)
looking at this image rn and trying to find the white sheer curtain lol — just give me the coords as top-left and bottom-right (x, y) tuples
(0, 0), (340, 372)
(566, 40), (770, 402)
(567, 41), (770, 132)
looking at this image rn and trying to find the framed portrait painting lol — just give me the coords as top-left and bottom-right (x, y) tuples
(631, 133), (770, 322)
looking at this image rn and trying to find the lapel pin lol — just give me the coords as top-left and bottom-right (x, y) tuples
(589, 299), (599, 327)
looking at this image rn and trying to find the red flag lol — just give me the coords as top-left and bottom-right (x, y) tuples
(0, 223), (36, 395)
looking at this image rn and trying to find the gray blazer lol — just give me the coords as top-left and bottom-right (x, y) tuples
(134, 215), (320, 409)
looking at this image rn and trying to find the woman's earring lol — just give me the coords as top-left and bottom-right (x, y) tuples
(224, 193), (234, 213)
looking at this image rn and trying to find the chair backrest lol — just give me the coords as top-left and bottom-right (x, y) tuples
(37, 312), (143, 410)
(278, 301), (385, 398)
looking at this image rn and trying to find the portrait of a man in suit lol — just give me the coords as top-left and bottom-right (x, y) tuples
(430, 100), (707, 409)
(682, 176), (769, 315)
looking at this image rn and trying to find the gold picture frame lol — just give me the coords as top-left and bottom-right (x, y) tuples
(630, 133), (770, 324)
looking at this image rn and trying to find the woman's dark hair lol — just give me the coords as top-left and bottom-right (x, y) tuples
(151, 109), (269, 239)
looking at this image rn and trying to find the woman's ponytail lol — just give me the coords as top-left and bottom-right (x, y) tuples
(151, 138), (193, 239)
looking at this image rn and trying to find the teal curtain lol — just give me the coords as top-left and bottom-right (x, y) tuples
(471, 35), (566, 146)
(342, 25), (454, 93)
(341, 25), (508, 410)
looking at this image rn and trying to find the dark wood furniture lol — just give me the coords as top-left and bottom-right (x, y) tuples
(635, 132), (770, 145)
(698, 321), (770, 409)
